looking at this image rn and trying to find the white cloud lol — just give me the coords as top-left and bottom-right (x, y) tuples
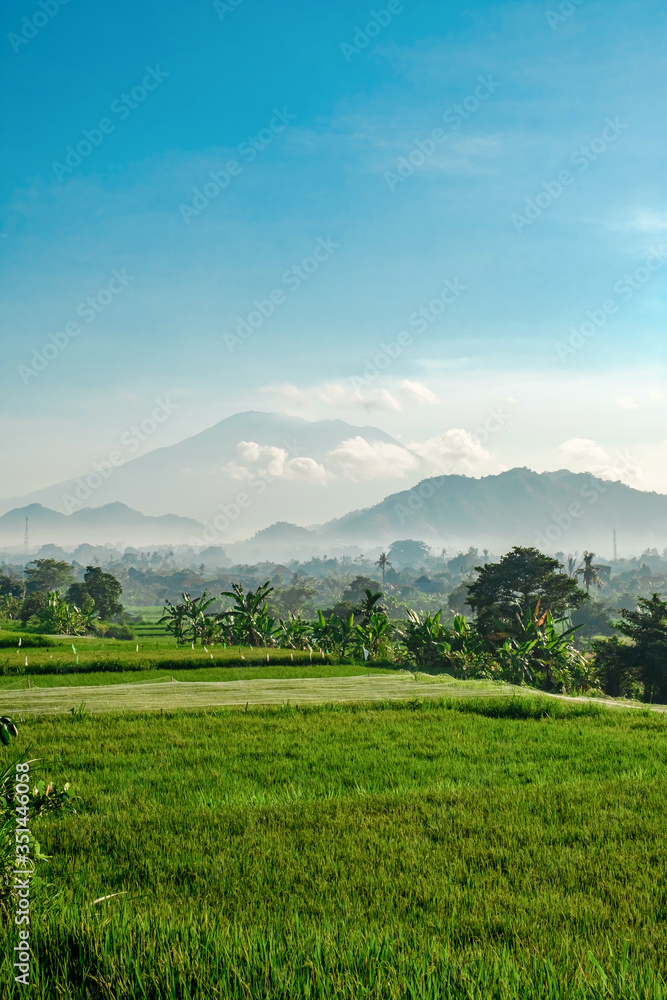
(326, 437), (419, 480)
(615, 395), (640, 410)
(224, 441), (330, 485)
(260, 381), (401, 411)
(558, 438), (610, 466)
(624, 210), (667, 234)
(649, 390), (664, 401)
(558, 438), (643, 486)
(409, 429), (491, 474)
(398, 379), (439, 404)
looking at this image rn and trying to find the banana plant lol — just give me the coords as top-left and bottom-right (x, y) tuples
(354, 612), (393, 660)
(275, 614), (314, 650)
(310, 611), (357, 657)
(218, 582), (274, 647)
(159, 592), (218, 645)
(38, 592), (98, 636)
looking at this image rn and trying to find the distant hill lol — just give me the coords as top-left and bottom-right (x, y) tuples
(1, 468), (664, 559)
(318, 467), (667, 555)
(0, 503), (203, 549)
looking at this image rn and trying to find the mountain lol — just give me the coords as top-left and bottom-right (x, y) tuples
(0, 503), (203, 549)
(0, 468), (664, 558)
(0, 411), (426, 541)
(317, 467), (667, 555)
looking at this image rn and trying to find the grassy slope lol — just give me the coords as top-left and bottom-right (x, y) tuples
(2, 698), (667, 998)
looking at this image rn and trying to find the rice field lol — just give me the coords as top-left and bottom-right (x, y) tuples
(1, 696), (666, 998)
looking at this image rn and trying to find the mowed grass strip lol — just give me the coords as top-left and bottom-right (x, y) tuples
(0, 673), (514, 714)
(1, 699), (667, 997)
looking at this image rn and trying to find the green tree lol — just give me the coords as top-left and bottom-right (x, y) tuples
(388, 540), (430, 569)
(19, 591), (49, 627)
(576, 551), (603, 594)
(602, 593), (667, 703)
(466, 546), (586, 636)
(0, 575), (25, 599)
(67, 566), (123, 620)
(353, 588), (386, 626)
(375, 552), (393, 585)
(24, 559), (74, 595)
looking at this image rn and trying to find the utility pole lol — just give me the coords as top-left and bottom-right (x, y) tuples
(24, 515), (29, 555)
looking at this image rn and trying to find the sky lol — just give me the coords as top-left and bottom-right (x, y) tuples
(1, 0), (666, 500)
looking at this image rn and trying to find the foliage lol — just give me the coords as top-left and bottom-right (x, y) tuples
(24, 558), (75, 596)
(0, 595), (22, 622)
(19, 590), (49, 627)
(594, 593), (667, 703)
(352, 587), (386, 625)
(375, 551), (393, 584)
(79, 566), (124, 620)
(466, 546), (586, 635)
(218, 581), (276, 647)
(159, 592), (218, 645)
(0, 575), (25, 600)
(387, 538), (431, 568)
(576, 551), (604, 594)
(37, 592), (99, 636)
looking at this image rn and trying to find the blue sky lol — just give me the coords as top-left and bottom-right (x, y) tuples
(1, 0), (666, 498)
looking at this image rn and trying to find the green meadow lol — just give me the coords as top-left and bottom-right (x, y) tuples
(1, 696), (667, 998)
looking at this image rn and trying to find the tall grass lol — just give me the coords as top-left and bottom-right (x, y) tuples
(1, 699), (665, 998)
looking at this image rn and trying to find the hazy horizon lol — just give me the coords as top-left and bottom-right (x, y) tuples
(2, 0), (666, 508)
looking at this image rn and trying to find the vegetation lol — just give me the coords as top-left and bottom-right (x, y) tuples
(1, 699), (666, 997)
(593, 594), (667, 702)
(466, 546), (586, 635)
(3, 546), (667, 702)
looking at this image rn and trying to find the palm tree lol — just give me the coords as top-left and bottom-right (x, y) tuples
(576, 551), (603, 594)
(353, 588), (386, 626)
(375, 552), (393, 585)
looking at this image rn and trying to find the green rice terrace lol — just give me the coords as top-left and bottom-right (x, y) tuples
(0, 551), (665, 997)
